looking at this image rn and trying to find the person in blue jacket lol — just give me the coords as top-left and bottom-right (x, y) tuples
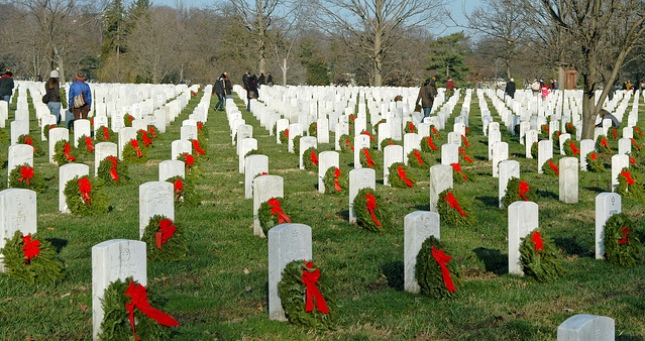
(67, 70), (92, 127)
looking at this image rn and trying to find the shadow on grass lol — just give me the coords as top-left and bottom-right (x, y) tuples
(584, 186), (605, 194)
(475, 155), (487, 161)
(554, 237), (592, 257)
(617, 336), (645, 341)
(476, 196), (499, 208)
(414, 204), (429, 211)
(473, 247), (507, 275)
(535, 189), (558, 200)
(337, 209), (349, 221)
(46, 238), (68, 253)
(381, 260), (404, 291)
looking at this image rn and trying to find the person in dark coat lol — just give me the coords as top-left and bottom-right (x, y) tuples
(415, 77), (437, 118)
(267, 72), (273, 86)
(0, 70), (15, 104)
(213, 72), (232, 111)
(595, 109), (620, 128)
(242, 71), (250, 91)
(246, 75), (258, 111)
(258, 73), (265, 86)
(505, 78), (516, 99)
(45, 70), (62, 124)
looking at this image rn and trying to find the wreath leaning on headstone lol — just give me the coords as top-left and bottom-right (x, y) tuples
(98, 277), (179, 341)
(18, 134), (45, 157)
(137, 129), (154, 148)
(0, 230), (65, 284)
(530, 142), (538, 159)
(501, 178), (531, 209)
(258, 197), (292, 236)
(608, 127), (619, 141)
(596, 135), (612, 153)
(302, 147), (319, 171)
(322, 167), (348, 195)
(95, 126), (118, 143)
(278, 260), (334, 330)
(380, 138), (397, 150)
(279, 129), (289, 145)
(421, 136), (438, 153)
(415, 236), (461, 299)
(63, 175), (110, 215)
(75, 135), (95, 161)
(359, 147), (378, 169)
(339, 134), (353, 153)
(166, 176), (200, 207)
(123, 113), (134, 127)
(563, 139), (580, 157)
(178, 152), (203, 179)
(519, 229), (565, 283)
(586, 152), (604, 172)
(9, 164), (47, 192)
(540, 124), (550, 139)
(353, 187), (392, 232)
(292, 136), (302, 155)
(451, 163), (475, 183)
(308, 122), (317, 137)
(551, 131), (561, 145)
(565, 122), (576, 135)
(542, 158), (560, 176)
(196, 122), (208, 140)
(408, 149), (430, 168)
(43, 124), (56, 140)
(603, 213), (645, 267)
(97, 156), (130, 185)
(122, 138), (148, 164)
(436, 189), (477, 226)
(388, 162), (415, 188)
(616, 168), (645, 203)
(53, 140), (77, 166)
(404, 122), (416, 134)
(141, 215), (188, 261)
(360, 130), (376, 149)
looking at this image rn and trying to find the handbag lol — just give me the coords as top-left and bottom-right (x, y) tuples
(42, 92), (50, 104)
(72, 93), (86, 109)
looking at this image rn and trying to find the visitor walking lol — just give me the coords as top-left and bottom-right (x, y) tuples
(505, 78), (516, 99)
(247, 74), (258, 112)
(0, 69), (15, 104)
(213, 72), (232, 111)
(67, 70), (92, 127)
(267, 72), (273, 86)
(44, 70), (62, 124)
(415, 77), (437, 119)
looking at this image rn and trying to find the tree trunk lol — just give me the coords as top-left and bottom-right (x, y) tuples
(373, 33), (382, 86)
(282, 58), (288, 86)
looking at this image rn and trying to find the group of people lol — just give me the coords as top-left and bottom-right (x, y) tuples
(213, 70), (274, 112)
(43, 69), (92, 127)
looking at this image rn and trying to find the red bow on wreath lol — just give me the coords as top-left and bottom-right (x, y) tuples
(407, 123), (415, 133)
(631, 138), (642, 150)
(426, 136), (437, 151)
(611, 128), (618, 139)
(285, 129), (289, 138)
(192, 139), (206, 156)
(413, 150), (424, 165)
(139, 130), (152, 147)
(102, 126), (110, 140)
(451, 163), (467, 180)
(22, 234), (41, 264)
(107, 156), (119, 182)
(85, 136), (95, 153)
(148, 126), (158, 138)
(365, 193), (382, 227)
(431, 246), (456, 293)
(156, 219), (177, 249)
(531, 231), (544, 251)
(397, 166), (413, 187)
(301, 261), (329, 314)
(19, 165), (34, 186)
(24, 136), (35, 152)
(630, 156), (637, 166)
(590, 153), (597, 161)
(183, 153), (194, 170)
(78, 177), (91, 205)
(125, 280), (180, 341)
(444, 192), (467, 217)
(549, 160), (559, 175)
(268, 198), (291, 224)
(63, 142), (76, 162)
(362, 131), (375, 141)
(196, 122), (203, 135)
(636, 127), (643, 138)
(462, 135), (470, 147)
(173, 179), (183, 201)
(362, 148), (374, 168)
(130, 139), (142, 158)
(621, 170), (635, 185)
(126, 115), (134, 124)
(334, 168), (342, 192)
(519, 181), (529, 201)
(459, 148), (473, 163)
(569, 142), (580, 156)
(310, 150), (319, 166)
(601, 138), (611, 151)
(618, 226), (629, 245)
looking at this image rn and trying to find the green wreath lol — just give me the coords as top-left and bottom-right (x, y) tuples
(519, 229), (565, 283)
(530, 142), (538, 159)
(501, 178), (530, 209)
(244, 149), (262, 159)
(360, 130), (376, 149)
(552, 131), (561, 145)
(278, 260), (334, 329)
(123, 113), (134, 127)
(165, 176), (200, 207)
(634, 127), (644, 141)
(122, 139), (148, 164)
(53, 140), (77, 166)
(178, 153), (203, 179)
(586, 152), (604, 172)
(388, 162), (415, 188)
(9, 164), (47, 192)
(565, 122), (576, 134)
(137, 129), (154, 149)
(339, 134), (353, 153)
(279, 129), (289, 144)
(373, 119), (385, 133)
(562, 139), (580, 157)
(407, 149), (430, 168)
(63, 175), (110, 215)
(380, 138), (397, 150)
(513, 124), (520, 136)
(359, 148), (378, 169)
(540, 124), (550, 139)
(542, 158), (559, 176)
(430, 125), (441, 139)
(97, 156), (130, 185)
(98, 277), (175, 341)
(353, 188), (392, 232)
(196, 122), (209, 140)
(322, 167), (348, 195)
(451, 163), (475, 184)
(43, 124), (56, 140)
(0, 230), (65, 284)
(293, 136), (302, 155)
(404, 122), (416, 134)
(436, 189), (477, 226)
(258, 197), (291, 236)
(616, 168), (645, 203)
(302, 147), (318, 171)
(95, 126), (118, 143)
(608, 127), (619, 141)
(415, 236), (461, 299)
(421, 136), (438, 153)
(141, 215), (188, 261)
(596, 135), (613, 153)
(603, 213), (645, 267)
(75, 135), (94, 161)
(308, 122), (317, 137)
(17, 134), (44, 157)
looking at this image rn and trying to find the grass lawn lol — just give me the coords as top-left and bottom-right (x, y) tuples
(0, 88), (644, 340)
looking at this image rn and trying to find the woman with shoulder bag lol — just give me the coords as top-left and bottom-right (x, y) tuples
(67, 70), (92, 127)
(44, 70), (62, 124)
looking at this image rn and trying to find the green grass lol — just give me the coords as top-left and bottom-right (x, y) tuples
(0, 89), (644, 340)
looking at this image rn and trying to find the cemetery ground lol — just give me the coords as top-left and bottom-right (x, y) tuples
(1, 90), (645, 341)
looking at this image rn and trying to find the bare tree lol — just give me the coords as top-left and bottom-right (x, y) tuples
(527, 0), (645, 139)
(312, 0), (445, 86)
